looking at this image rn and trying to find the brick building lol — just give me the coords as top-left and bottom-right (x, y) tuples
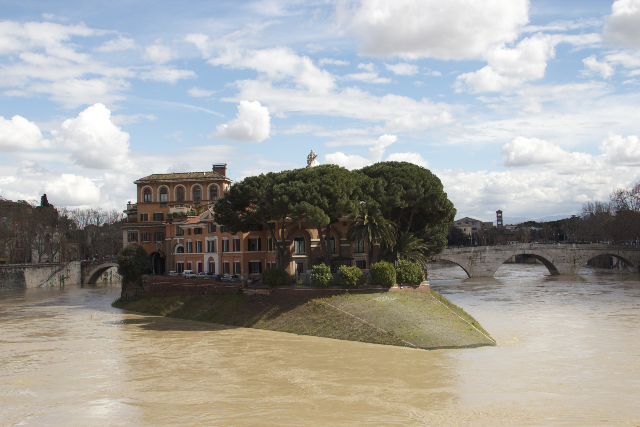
(123, 164), (370, 278)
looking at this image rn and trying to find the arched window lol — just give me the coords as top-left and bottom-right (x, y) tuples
(209, 185), (218, 201)
(143, 188), (151, 202)
(176, 245), (184, 254)
(327, 234), (336, 254)
(176, 187), (185, 201)
(193, 186), (201, 202)
(160, 187), (168, 202)
(294, 235), (305, 255)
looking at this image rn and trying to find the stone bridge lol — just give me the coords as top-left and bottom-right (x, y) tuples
(81, 259), (119, 284)
(432, 243), (640, 277)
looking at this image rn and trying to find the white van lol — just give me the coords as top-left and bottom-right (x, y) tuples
(183, 270), (197, 278)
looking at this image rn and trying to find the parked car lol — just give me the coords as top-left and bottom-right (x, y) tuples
(168, 271), (180, 277)
(195, 272), (208, 279)
(183, 270), (197, 278)
(205, 272), (221, 280)
(219, 273), (232, 281)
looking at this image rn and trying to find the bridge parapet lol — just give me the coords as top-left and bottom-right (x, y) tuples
(81, 259), (119, 284)
(432, 244), (640, 278)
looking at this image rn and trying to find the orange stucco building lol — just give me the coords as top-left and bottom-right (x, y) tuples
(123, 164), (370, 278)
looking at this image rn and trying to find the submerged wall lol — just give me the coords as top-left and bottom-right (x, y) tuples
(0, 262), (82, 289)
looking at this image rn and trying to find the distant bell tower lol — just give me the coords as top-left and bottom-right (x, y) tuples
(306, 150), (319, 168)
(496, 210), (503, 228)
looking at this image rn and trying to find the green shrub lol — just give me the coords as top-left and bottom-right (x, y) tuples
(337, 265), (365, 288)
(261, 267), (292, 287)
(311, 263), (333, 287)
(369, 261), (396, 288)
(395, 260), (425, 284)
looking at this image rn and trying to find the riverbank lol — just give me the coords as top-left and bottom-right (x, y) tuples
(112, 291), (495, 350)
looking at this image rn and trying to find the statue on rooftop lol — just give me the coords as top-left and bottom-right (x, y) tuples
(306, 149), (319, 168)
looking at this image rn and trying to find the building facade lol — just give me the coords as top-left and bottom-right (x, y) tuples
(123, 164), (371, 278)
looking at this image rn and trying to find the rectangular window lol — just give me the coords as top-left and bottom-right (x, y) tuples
(188, 229), (191, 235)
(194, 228), (203, 235)
(248, 238), (261, 251)
(208, 261), (215, 273)
(207, 240), (216, 253)
(187, 261), (192, 270)
(186, 241), (193, 253)
(141, 232), (150, 242)
(353, 240), (365, 253)
(139, 213), (148, 222)
(208, 223), (216, 233)
(223, 261), (230, 274)
(248, 261), (262, 274)
(221, 226), (229, 233)
(267, 237), (274, 251)
(176, 262), (184, 273)
(233, 238), (240, 252)
(356, 260), (367, 269)
(196, 240), (202, 253)
(233, 261), (241, 274)
(175, 225), (184, 236)
(128, 232), (138, 243)
(154, 232), (164, 242)
(221, 239), (229, 252)
(153, 213), (164, 222)
(197, 262), (202, 273)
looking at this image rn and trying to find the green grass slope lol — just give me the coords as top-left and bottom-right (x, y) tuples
(112, 291), (495, 350)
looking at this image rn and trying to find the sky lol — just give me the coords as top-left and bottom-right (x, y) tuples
(1, 0), (639, 223)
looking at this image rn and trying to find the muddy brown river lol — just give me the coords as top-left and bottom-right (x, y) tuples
(1, 264), (639, 426)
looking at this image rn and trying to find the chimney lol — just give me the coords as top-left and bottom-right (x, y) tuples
(212, 163), (227, 176)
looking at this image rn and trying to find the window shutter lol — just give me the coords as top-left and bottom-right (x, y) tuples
(258, 238), (261, 251)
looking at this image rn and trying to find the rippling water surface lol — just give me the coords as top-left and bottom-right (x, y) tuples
(1, 264), (639, 426)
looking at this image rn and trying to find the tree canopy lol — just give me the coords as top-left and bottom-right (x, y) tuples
(213, 161), (456, 267)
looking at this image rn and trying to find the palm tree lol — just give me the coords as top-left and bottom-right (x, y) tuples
(347, 209), (395, 267)
(383, 231), (431, 269)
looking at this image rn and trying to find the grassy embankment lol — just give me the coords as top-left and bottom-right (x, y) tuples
(112, 291), (495, 350)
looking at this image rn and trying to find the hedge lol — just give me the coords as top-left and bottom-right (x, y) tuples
(311, 263), (333, 287)
(337, 265), (365, 288)
(369, 261), (396, 288)
(262, 267), (292, 287)
(395, 260), (424, 284)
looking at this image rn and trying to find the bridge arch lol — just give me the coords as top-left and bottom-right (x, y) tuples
(493, 252), (560, 277)
(575, 253), (635, 273)
(431, 255), (472, 278)
(85, 263), (118, 284)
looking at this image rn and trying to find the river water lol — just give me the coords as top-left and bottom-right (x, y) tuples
(1, 264), (638, 426)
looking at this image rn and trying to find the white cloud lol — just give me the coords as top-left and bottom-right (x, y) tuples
(456, 34), (556, 93)
(208, 47), (336, 95)
(600, 133), (640, 165)
(582, 55), (615, 78)
(0, 115), (49, 151)
(501, 136), (568, 167)
(385, 152), (429, 168)
(344, 72), (392, 84)
(110, 113), (157, 125)
(384, 62), (419, 75)
(604, 0), (640, 50)
(54, 103), (135, 170)
(187, 87), (216, 97)
(96, 36), (136, 52)
(140, 67), (196, 83)
(230, 80), (454, 132)
(44, 174), (101, 206)
(318, 58), (349, 66)
(336, 0), (529, 60)
(142, 39), (174, 63)
(368, 134), (397, 162)
(324, 152), (371, 170)
(211, 100), (271, 142)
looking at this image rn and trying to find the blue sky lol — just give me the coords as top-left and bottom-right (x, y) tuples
(1, 0), (639, 223)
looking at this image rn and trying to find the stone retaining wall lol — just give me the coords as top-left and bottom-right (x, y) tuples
(0, 262), (81, 289)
